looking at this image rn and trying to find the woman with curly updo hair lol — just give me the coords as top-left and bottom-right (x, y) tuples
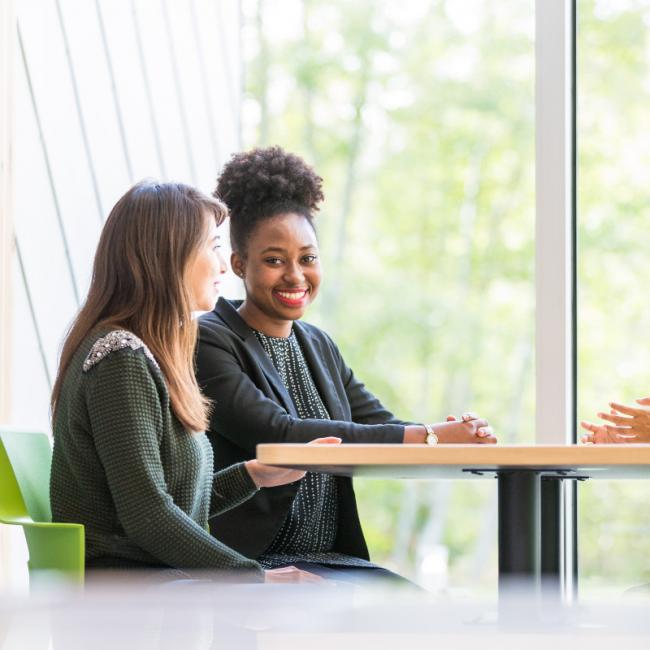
(196, 146), (496, 584)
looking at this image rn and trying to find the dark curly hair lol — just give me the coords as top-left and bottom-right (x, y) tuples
(214, 146), (324, 254)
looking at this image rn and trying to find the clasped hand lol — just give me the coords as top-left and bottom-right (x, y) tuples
(438, 412), (496, 444)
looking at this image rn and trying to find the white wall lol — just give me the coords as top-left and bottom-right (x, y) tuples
(9, 0), (242, 432)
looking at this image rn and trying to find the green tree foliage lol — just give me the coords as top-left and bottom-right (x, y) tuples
(242, 0), (649, 593)
(577, 0), (650, 591)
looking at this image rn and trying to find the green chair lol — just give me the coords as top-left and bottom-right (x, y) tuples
(0, 430), (84, 584)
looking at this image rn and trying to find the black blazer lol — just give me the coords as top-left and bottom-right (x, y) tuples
(196, 298), (410, 560)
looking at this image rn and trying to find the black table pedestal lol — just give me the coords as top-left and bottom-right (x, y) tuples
(497, 470), (578, 612)
(498, 471), (541, 581)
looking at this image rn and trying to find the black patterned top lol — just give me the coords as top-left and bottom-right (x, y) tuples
(254, 329), (375, 569)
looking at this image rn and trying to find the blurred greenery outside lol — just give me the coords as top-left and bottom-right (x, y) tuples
(241, 0), (649, 595)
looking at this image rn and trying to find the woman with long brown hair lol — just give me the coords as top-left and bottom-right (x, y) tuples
(50, 181), (335, 581)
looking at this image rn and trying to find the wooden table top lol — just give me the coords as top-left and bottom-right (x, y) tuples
(256, 444), (650, 479)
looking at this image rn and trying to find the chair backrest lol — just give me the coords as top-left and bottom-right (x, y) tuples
(0, 430), (85, 583)
(0, 431), (53, 523)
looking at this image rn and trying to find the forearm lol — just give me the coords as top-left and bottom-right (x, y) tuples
(289, 418), (406, 443)
(216, 406), (405, 449)
(401, 423), (462, 444)
(403, 425), (426, 443)
(124, 497), (263, 578)
(210, 462), (259, 516)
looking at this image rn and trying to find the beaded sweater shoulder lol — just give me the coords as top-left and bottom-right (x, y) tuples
(83, 329), (159, 372)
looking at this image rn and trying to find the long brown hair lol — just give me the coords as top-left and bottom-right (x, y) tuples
(51, 181), (227, 432)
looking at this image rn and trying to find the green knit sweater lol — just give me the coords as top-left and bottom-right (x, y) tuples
(50, 329), (264, 579)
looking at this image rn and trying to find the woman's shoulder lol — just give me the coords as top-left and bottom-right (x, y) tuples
(295, 319), (326, 337)
(197, 309), (230, 333)
(197, 300), (249, 347)
(294, 320), (340, 353)
(82, 329), (159, 374)
(55, 330), (163, 428)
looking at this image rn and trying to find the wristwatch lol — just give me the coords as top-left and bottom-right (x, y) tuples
(423, 423), (439, 445)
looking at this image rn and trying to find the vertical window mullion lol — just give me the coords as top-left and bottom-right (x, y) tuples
(535, 0), (578, 602)
(535, 0), (576, 446)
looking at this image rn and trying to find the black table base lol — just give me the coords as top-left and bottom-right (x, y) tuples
(494, 469), (582, 605)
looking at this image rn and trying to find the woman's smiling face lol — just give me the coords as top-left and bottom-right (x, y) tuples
(233, 212), (321, 333)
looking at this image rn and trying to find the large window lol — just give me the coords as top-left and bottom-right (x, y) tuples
(242, 0), (535, 591)
(578, 0), (650, 594)
(2, 0), (647, 596)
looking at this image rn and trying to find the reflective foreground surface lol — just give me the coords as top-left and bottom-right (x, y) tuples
(0, 572), (648, 649)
